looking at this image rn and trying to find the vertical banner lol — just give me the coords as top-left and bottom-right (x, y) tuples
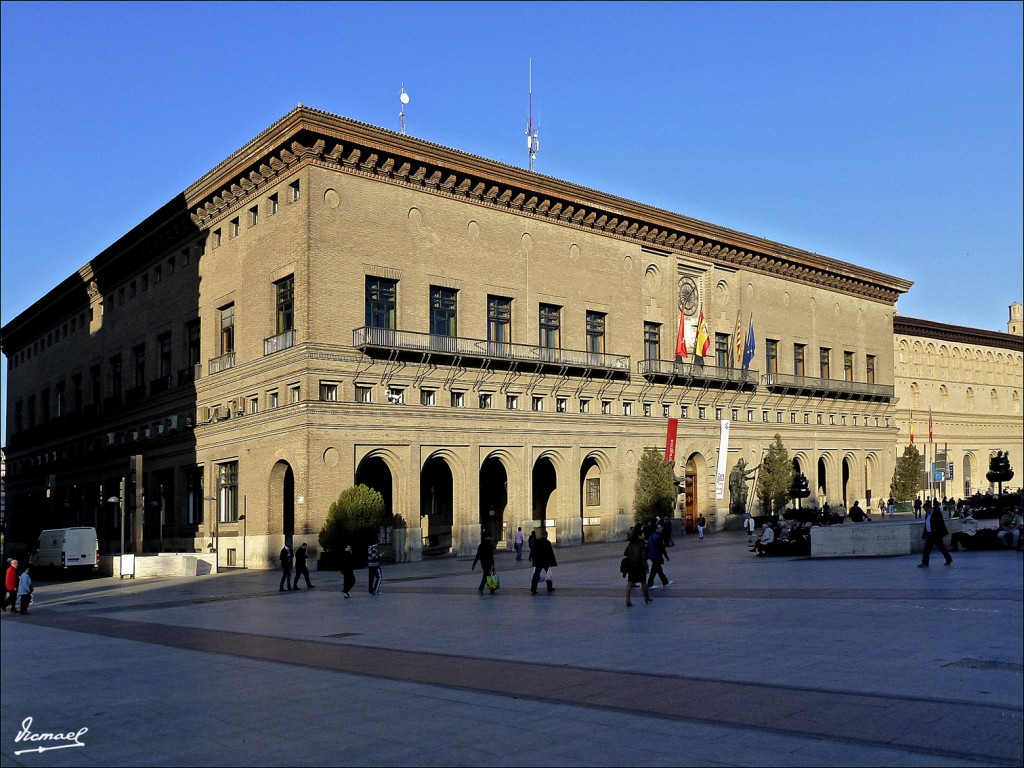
(665, 418), (679, 463)
(715, 420), (730, 499)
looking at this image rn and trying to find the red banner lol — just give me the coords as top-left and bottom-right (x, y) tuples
(665, 418), (678, 463)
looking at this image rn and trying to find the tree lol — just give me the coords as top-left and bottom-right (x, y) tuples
(756, 434), (794, 515)
(633, 448), (676, 524)
(891, 444), (922, 502)
(319, 484), (386, 555)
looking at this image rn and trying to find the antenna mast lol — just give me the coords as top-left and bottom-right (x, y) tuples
(399, 83), (410, 135)
(526, 59), (539, 171)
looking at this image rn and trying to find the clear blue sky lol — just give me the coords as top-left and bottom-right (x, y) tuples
(2, 1), (1022, 437)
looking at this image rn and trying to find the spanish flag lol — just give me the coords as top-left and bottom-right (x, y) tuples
(696, 308), (711, 359)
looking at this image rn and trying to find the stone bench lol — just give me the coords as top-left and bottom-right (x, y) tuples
(811, 518), (964, 558)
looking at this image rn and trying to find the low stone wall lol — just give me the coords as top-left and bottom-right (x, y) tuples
(810, 518), (964, 558)
(103, 553), (218, 578)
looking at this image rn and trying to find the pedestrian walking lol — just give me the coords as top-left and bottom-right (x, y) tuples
(17, 564), (32, 615)
(887, 496), (895, 517)
(292, 543), (315, 589)
(662, 516), (674, 547)
(527, 530), (537, 562)
(918, 504), (953, 568)
(279, 543), (293, 591)
(743, 513), (756, 543)
(471, 530), (496, 594)
(3, 559), (18, 612)
(340, 545), (356, 598)
(696, 513), (706, 540)
(514, 527), (524, 561)
(646, 525), (671, 589)
(367, 543), (382, 595)
(530, 529), (557, 594)
(623, 525), (651, 607)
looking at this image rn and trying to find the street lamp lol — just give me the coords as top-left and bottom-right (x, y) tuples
(238, 513), (247, 569)
(108, 492), (125, 577)
(204, 495), (218, 573)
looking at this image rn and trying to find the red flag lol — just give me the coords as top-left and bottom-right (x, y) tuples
(909, 409), (914, 444)
(928, 408), (933, 443)
(675, 310), (688, 359)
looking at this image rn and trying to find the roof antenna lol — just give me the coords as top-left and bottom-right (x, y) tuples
(526, 59), (539, 171)
(399, 84), (410, 135)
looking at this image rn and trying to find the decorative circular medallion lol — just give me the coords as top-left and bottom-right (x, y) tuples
(678, 276), (700, 316)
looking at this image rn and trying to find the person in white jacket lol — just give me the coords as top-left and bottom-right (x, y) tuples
(751, 524), (775, 556)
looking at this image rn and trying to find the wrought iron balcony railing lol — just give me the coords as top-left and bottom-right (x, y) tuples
(353, 327), (630, 372)
(762, 372), (893, 400)
(638, 359), (759, 388)
(264, 328), (296, 355)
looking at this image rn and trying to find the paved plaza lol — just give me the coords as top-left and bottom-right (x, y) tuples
(1, 527), (1021, 767)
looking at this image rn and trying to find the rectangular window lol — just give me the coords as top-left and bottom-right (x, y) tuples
(249, 205), (259, 227)
(451, 391), (465, 408)
(158, 332), (172, 379)
(643, 322), (661, 361)
(249, 396), (259, 414)
(230, 217), (239, 238)
(219, 305), (235, 354)
(186, 466), (204, 526)
(141, 274), (149, 292)
(715, 333), (730, 368)
(129, 281), (137, 299)
(715, 407), (722, 421)
(698, 406), (706, 420)
(794, 344), (806, 377)
(681, 405), (689, 418)
(539, 303), (561, 352)
(507, 395), (519, 410)
(765, 339), (778, 374)
(187, 319), (201, 371)
(276, 276), (295, 334)
(269, 193), (279, 214)
(585, 311), (606, 358)
(91, 365), (102, 406)
(133, 344), (146, 388)
(320, 383), (339, 402)
(817, 413), (823, 425)
(586, 478), (601, 506)
(662, 403), (671, 418)
(747, 409), (754, 422)
(290, 385), (301, 403)
(269, 390), (279, 409)
(762, 410), (769, 422)
(479, 393), (492, 409)
(844, 351), (854, 382)
(777, 411), (783, 423)
(820, 347), (831, 379)
(829, 414), (835, 425)
(110, 354), (123, 396)
(732, 409), (738, 421)
(556, 397), (567, 413)
(365, 277), (397, 329)
(429, 286), (458, 337)
(218, 462), (239, 523)
(791, 412), (797, 424)
(602, 400), (612, 415)
(804, 412), (810, 424)
(355, 386), (372, 404)
(866, 355), (876, 384)
(487, 295), (512, 347)
(643, 402), (652, 417)
(154, 265), (162, 284)
(56, 382), (67, 417)
(623, 401), (632, 416)
(532, 396), (544, 412)
(72, 374), (83, 412)
(420, 389), (436, 406)
(289, 179), (301, 202)
(580, 399), (591, 414)
(386, 387), (404, 405)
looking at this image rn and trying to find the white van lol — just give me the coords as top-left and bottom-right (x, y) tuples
(32, 527), (99, 570)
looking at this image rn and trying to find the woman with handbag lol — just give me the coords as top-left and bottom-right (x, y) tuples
(471, 530), (496, 595)
(624, 525), (651, 607)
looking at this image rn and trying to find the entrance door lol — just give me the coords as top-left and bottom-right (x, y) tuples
(684, 458), (697, 532)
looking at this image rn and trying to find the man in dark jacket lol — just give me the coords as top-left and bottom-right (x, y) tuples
(471, 531), (496, 594)
(279, 544), (293, 591)
(530, 529), (557, 594)
(646, 525), (671, 589)
(340, 545), (356, 598)
(293, 542), (315, 589)
(919, 504), (953, 567)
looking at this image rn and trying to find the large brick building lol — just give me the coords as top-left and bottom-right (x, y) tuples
(2, 106), (1019, 568)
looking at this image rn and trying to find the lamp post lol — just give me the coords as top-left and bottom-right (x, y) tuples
(238, 512), (246, 569)
(108, 487), (124, 576)
(204, 495), (218, 573)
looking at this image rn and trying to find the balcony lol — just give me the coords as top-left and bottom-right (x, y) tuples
(353, 327), (630, 374)
(209, 352), (235, 375)
(150, 375), (173, 396)
(264, 328), (296, 355)
(762, 373), (894, 401)
(638, 359), (759, 390)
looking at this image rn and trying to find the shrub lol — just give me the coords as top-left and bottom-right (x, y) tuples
(319, 485), (386, 556)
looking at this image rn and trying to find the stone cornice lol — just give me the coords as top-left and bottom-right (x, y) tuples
(895, 316), (1024, 353)
(185, 106), (913, 305)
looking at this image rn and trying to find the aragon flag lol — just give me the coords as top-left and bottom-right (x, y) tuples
(675, 309), (688, 359)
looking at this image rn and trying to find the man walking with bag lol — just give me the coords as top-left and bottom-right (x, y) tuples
(471, 530), (497, 594)
(530, 529), (557, 594)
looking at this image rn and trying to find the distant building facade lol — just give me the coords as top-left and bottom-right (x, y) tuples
(893, 310), (1023, 501)
(8, 105), (1014, 569)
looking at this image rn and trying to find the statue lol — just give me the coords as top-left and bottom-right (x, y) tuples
(729, 459), (757, 514)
